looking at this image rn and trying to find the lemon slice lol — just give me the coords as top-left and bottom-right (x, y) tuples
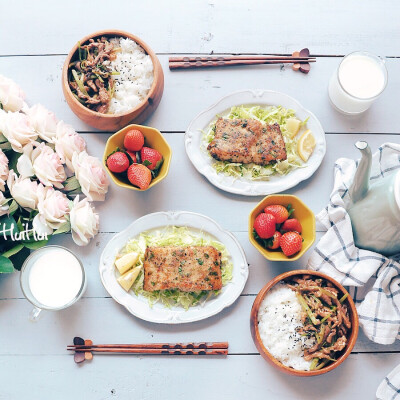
(297, 129), (316, 162)
(286, 117), (301, 138)
(115, 252), (139, 274)
(117, 266), (142, 292)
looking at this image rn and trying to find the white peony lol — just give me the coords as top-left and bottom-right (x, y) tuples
(69, 196), (99, 246)
(0, 191), (9, 216)
(32, 187), (69, 235)
(54, 121), (86, 171)
(7, 170), (42, 210)
(72, 151), (109, 201)
(0, 75), (26, 112)
(0, 110), (38, 153)
(26, 104), (58, 143)
(17, 142), (66, 188)
(0, 148), (9, 191)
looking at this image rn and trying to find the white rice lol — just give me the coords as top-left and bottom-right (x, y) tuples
(108, 37), (154, 114)
(257, 282), (316, 371)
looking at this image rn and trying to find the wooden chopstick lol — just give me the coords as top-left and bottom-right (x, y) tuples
(69, 348), (228, 355)
(67, 342), (229, 356)
(169, 55), (314, 62)
(68, 341), (228, 350)
(169, 58), (315, 70)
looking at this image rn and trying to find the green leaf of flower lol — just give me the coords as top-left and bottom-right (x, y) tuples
(0, 215), (18, 236)
(0, 255), (14, 273)
(2, 244), (24, 258)
(63, 176), (81, 192)
(53, 221), (71, 235)
(23, 240), (48, 250)
(8, 200), (18, 216)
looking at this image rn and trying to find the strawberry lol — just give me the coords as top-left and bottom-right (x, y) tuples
(266, 231), (282, 249)
(280, 232), (302, 256)
(264, 205), (289, 224)
(140, 147), (163, 171)
(127, 151), (137, 163)
(124, 129), (144, 152)
(127, 164), (152, 190)
(253, 213), (276, 239)
(281, 218), (303, 234)
(106, 151), (129, 173)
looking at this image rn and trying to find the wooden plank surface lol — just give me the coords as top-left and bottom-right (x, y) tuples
(1, 353), (398, 400)
(1, 0), (399, 56)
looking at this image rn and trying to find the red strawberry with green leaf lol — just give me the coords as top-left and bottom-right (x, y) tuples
(264, 205), (289, 224)
(253, 213), (276, 239)
(124, 129), (144, 152)
(106, 151), (129, 173)
(127, 164), (152, 190)
(281, 218), (303, 234)
(280, 232), (302, 256)
(266, 231), (282, 249)
(140, 147), (163, 171)
(127, 151), (137, 163)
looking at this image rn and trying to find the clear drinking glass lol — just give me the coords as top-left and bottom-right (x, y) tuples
(20, 245), (87, 321)
(328, 51), (388, 115)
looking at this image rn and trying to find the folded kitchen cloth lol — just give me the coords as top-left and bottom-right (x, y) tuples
(307, 142), (400, 345)
(377, 364), (400, 400)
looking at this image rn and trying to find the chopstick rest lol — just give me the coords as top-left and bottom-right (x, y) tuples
(68, 337), (229, 364)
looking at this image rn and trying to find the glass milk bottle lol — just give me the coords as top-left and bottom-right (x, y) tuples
(328, 51), (387, 115)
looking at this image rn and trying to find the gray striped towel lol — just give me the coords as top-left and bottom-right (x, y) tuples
(307, 143), (400, 399)
(377, 364), (400, 400)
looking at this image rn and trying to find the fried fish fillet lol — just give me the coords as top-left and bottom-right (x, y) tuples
(207, 118), (287, 165)
(143, 246), (222, 292)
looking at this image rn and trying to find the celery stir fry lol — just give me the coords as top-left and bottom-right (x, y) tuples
(287, 275), (352, 371)
(203, 105), (308, 180)
(119, 226), (233, 309)
(68, 37), (118, 113)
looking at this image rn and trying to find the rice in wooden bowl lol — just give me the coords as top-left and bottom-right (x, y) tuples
(62, 30), (164, 131)
(250, 270), (358, 376)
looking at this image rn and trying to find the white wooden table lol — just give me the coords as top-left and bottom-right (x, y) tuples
(1, 1), (399, 399)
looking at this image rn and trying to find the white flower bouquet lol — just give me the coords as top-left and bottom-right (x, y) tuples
(0, 75), (109, 273)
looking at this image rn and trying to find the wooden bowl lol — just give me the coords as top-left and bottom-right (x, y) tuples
(62, 30), (164, 131)
(250, 270), (359, 376)
(248, 194), (315, 261)
(103, 124), (172, 191)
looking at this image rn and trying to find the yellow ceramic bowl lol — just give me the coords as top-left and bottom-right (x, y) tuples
(248, 194), (315, 261)
(103, 124), (172, 191)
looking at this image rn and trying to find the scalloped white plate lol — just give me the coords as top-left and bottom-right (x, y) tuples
(99, 211), (248, 324)
(185, 90), (326, 196)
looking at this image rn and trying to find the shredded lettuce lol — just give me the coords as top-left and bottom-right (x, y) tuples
(202, 105), (308, 180)
(117, 226), (233, 310)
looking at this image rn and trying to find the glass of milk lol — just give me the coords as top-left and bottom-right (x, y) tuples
(20, 246), (86, 321)
(328, 51), (387, 115)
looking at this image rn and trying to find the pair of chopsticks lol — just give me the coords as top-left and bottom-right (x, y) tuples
(68, 337), (228, 363)
(169, 52), (315, 71)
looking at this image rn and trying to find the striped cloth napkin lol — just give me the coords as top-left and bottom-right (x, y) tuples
(377, 365), (400, 400)
(306, 143), (400, 399)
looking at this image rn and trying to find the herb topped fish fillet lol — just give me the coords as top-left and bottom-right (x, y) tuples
(207, 118), (287, 165)
(143, 246), (222, 292)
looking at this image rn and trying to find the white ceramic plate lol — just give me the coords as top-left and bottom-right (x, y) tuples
(185, 90), (326, 196)
(99, 211), (248, 324)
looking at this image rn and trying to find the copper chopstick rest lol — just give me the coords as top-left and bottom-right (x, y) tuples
(68, 337), (229, 363)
